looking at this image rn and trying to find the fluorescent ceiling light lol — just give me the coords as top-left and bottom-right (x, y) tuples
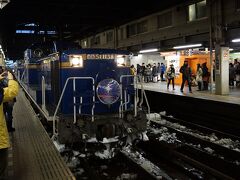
(229, 48), (234, 51)
(173, 44), (202, 49)
(232, 38), (240, 43)
(139, 48), (158, 53)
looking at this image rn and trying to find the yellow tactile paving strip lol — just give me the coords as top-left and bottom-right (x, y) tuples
(5, 89), (75, 180)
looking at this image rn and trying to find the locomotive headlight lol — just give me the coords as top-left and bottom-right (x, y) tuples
(69, 55), (83, 67)
(116, 56), (125, 66)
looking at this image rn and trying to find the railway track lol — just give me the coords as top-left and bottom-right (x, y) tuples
(137, 113), (240, 179)
(159, 113), (240, 142)
(61, 147), (173, 180)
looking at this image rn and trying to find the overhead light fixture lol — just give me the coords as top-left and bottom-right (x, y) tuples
(0, 0), (10, 9)
(139, 48), (158, 53)
(229, 48), (234, 51)
(173, 44), (202, 49)
(232, 38), (240, 43)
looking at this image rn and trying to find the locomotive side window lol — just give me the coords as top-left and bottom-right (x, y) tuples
(69, 55), (83, 67)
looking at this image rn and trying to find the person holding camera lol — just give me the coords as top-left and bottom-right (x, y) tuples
(0, 71), (19, 177)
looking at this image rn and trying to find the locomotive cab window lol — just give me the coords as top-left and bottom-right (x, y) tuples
(69, 55), (83, 67)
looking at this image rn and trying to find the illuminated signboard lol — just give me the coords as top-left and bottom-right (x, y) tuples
(86, 54), (115, 60)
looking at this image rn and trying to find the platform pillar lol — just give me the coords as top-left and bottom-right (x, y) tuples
(215, 46), (229, 95)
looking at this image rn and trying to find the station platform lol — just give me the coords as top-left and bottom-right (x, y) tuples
(3, 89), (75, 180)
(139, 81), (240, 105)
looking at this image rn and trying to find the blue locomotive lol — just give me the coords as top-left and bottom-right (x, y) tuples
(19, 41), (147, 150)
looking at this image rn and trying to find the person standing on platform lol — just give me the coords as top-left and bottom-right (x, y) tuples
(196, 63), (203, 91)
(229, 63), (235, 87)
(180, 60), (192, 93)
(136, 64), (141, 82)
(166, 64), (175, 90)
(235, 62), (240, 86)
(130, 64), (136, 85)
(0, 71), (19, 177)
(130, 64), (136, 76)
(157, 63), (161, 81)
(160, 63), (166, 81)
(144, 64), (151, 83)
(141, 63), (145, 82)
(4, 97), (16, 132)
(202, 62), (209, 90)
(152, 63), (158, 83)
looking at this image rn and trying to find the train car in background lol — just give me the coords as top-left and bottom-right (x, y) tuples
(19, 41), (148, 154)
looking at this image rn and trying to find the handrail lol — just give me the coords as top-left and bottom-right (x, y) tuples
(139, 78), (144, 107)
(124, 88), (130, 110)
(143, 89), (150, 114)
(119, 75), (137, 118)
(19, 81), (52, 121)
(137, 77), (150, 114)
(17, 70), (20, 81)
(41, 76), (46, 112)
(52, 77), (95, 136)
(134, 76), (138, 117)
(121, 94), (130, 112)
(20, 67), (26, 81)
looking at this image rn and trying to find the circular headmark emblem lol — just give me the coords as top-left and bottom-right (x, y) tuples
(96, 79), (121, 105)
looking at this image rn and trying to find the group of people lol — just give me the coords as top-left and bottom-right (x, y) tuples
(131, 58), (240, 92)
(195, 62), (210, 91)
(0, 69), (19, 177)
(136, 63), (166, 83)
(132, 60), (211, 93)
(229, 59), (240, 87)
(178, 61), (210, 92)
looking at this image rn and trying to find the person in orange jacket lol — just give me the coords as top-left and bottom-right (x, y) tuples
(0, 71), (19, 177)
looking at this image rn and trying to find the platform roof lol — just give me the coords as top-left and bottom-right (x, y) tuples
(0, 0), (187, 59)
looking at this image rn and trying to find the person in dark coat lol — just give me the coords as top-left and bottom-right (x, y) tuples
(180, 60), (192, 93)
(157, 63), (161, 81)
(229, 63), (235, 86)
(4, 98), (17, 132)
(235, 62), (240, 86)
(202, 62), (209, 90)
(152, 63), (158, 82)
